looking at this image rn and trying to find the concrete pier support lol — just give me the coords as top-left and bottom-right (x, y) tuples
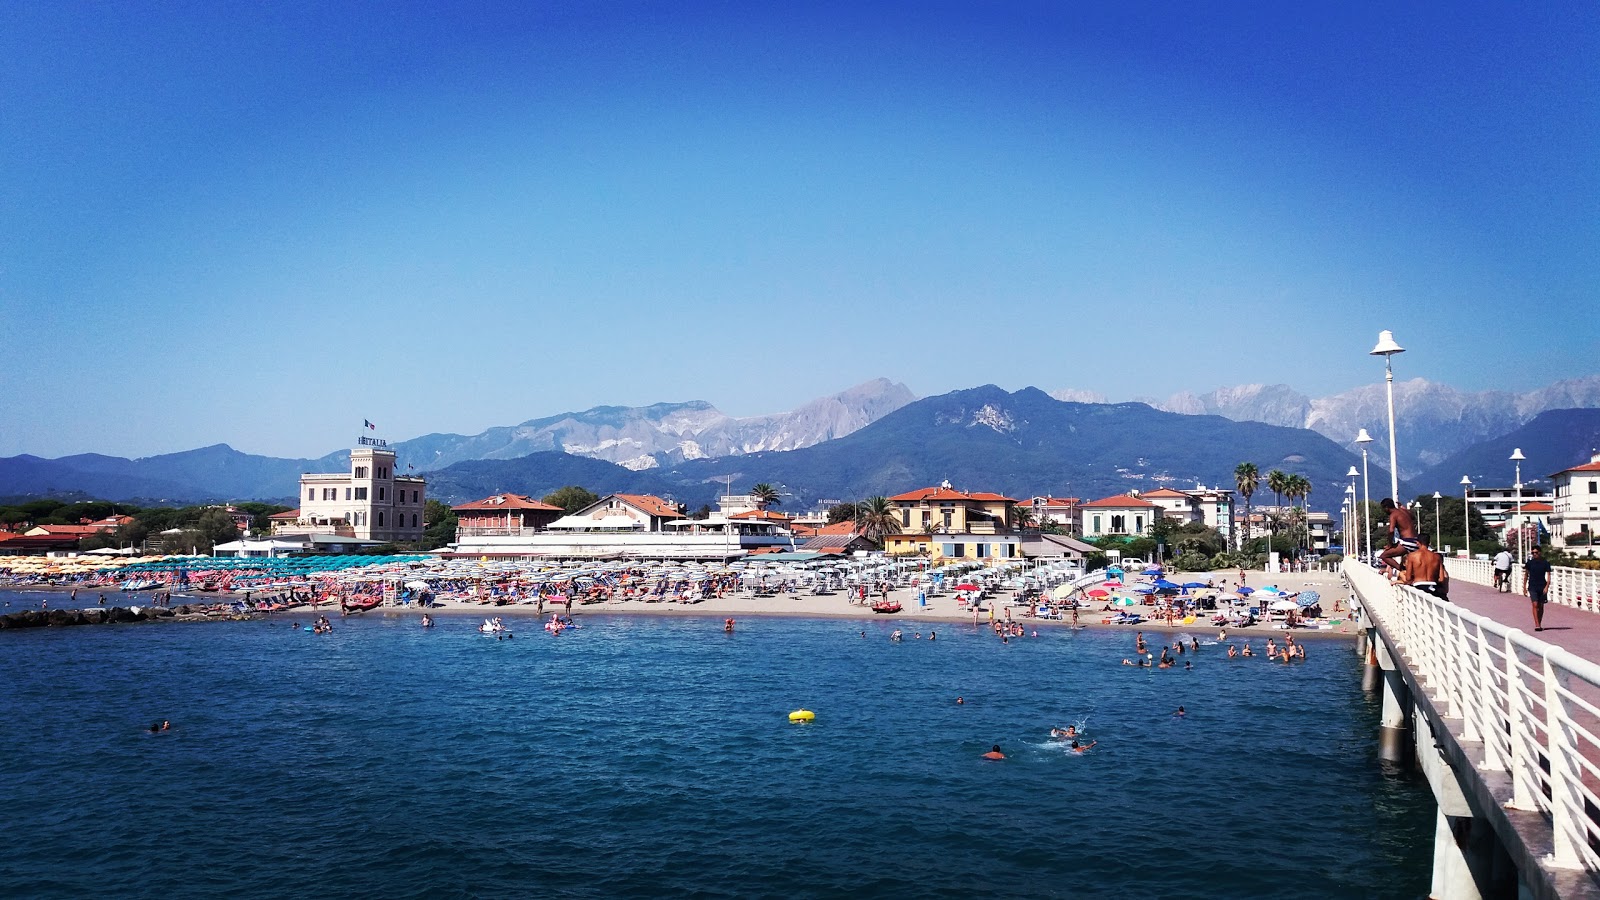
(1361, 628), (1382, 693)
(1431, 810), (1520, 899)
(1375, 639), (1411, 768)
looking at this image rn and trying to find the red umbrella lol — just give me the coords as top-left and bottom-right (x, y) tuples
(954, 582), (981, 591)
(1087, 589), (1110, 598)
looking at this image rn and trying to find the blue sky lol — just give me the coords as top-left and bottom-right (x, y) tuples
(3, 1), (1596, 459)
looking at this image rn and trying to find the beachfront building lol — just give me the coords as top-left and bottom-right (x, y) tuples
(453, 494), (564, 538)
(1466, 484), (1554, 534)
(1021, 496), (1080, 532)
(882, 483), (1021, 562)
(1077, 494), (1158, 539)
(277, 442), (427, 543)
(1550, 452), (1600, 558)
(1141, 488), (1196, 522)
(444, 493), (796, 560)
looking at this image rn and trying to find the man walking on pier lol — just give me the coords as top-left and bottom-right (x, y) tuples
(1523, 545), (1553, 632)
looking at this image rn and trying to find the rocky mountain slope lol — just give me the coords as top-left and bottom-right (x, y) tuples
(1411, 409), (1600, 496)
(1094, 375), (1600, 478)
(392, 378), (916, 471)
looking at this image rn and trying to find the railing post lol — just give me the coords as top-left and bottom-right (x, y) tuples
(1541, 655), (1583, 867)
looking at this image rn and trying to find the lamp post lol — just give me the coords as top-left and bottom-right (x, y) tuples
(1461, 475), (1473, 559)
(1356, 429), (1375, 564)
(1510, 448), (1526, 565)
(1440, 490), (1452, 547)
(1370, 330), (1406, 505)
(1345, 484), (1357, 560)
(1346, 466), (1360, 559)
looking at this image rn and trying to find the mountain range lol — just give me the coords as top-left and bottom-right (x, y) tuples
(1073, 375), (1600, 478)
(1409, 409), (1600, 496)
(3, 375), (1597, 510)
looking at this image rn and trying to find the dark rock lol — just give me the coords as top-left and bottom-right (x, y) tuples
(107, 607), (138, 624)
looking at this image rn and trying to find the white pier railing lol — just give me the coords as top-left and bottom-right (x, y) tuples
(1444, 557), (1600, 614)
(1345, 561), (1600, 871)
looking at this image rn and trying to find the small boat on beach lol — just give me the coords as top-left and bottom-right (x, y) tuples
(871, 600), (903, 614)
(340, 598), (382, 614)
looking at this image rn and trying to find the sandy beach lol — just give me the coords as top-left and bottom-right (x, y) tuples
(4, 569), (1359, 639)
(363, 569), (1360, 640)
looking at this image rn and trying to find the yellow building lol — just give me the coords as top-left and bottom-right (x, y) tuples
(884, 483), (1021, 562)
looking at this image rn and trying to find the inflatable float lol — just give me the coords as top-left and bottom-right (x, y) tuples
(788, 709), (815, 723)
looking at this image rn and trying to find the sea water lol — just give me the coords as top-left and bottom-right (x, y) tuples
(0, 598), (1433, 898)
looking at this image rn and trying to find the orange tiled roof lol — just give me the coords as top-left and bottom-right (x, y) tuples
(613, 494), (681, 518)
(890, 487), (1017, 503)
(1080, 494), (1158, 509)
(31, 524), (105, 535)
(730, 509), (791, 522)
(1517, 501), (1554, 513)
(452, 493), (562, 513)
(1554, 460), (1600, 476)
(1141, 488), (1190, 499)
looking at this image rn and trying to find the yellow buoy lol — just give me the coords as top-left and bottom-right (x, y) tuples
(788, 709), (815, 723)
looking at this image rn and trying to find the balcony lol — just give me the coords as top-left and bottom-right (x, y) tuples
(456, 525), (545, 538)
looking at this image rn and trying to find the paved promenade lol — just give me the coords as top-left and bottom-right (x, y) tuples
(1441, 576), (1600, 661)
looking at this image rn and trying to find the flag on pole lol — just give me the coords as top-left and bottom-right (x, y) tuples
(407, 464), (414, 470)
(364, 419), (376, 430)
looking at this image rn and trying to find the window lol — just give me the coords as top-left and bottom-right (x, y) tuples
(901, 509), (910, 527)
(307, 488), (314, 501)
(378, 487), (386, 501)
(354, 466), (368, 479)
(1111, 515), (1126, 533)
(1093, 515), (1102, 533)
(1590, 481), (1597, 494)
(411, 513), (418, 528)
(323, 488), (336, 501)
(976, 543), (988, 558)
(1136, 516), (1145, 533)
(345, 488), (352, 500)
(942, 510), (952, 529)
(377, 511), (385, 527)
(951, 543), (965, 558)
(355, 487), (367, 500)
(412, 490), (419, 503)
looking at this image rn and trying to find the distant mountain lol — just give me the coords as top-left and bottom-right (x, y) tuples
(423, 453), (693, 506)
(656, 385), (1394, 508)
(391, 378), (916, 471)
(1140, 375), (1600, 478)
(1411, 409), (1600, 496)
(0, 381), (915, 504)
(0, 445), (330, 504)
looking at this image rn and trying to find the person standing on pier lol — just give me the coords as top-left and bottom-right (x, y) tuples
(1523, 546), (1553, 632)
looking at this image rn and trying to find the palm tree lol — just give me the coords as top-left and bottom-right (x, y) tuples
(1285, 473), (1311, 554)
(750, 483), (780, 509)
(853, 496), (901, 544)
(1265, 469), (1290, 551)
(1009, 504), (1036, 530)
(1234, 462), (1259, 552)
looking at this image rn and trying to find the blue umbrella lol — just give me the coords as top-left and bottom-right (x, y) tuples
(1237, 586), (1255, 595)
(1182, 581), (1207, 589)
(1297, 591), (1322, 608)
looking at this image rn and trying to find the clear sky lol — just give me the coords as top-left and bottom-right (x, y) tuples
(3, 1), (1596, 459)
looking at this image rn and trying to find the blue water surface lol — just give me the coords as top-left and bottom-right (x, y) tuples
(0, 597), (1433, 899)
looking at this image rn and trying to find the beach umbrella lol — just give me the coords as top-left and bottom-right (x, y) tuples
(1297, 591), (1322, 609)
(1182, 582), (1207, 589)
(954, 582), (980, 591)
(1087, 589), (1109, 598)
(1237, 587), (1255, 595)
(1269, 598), (1299, 612)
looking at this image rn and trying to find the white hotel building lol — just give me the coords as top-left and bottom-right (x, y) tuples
(275, 440), (427, 543)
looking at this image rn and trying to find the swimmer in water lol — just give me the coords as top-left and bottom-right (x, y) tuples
(982, 745), (1006, 760)
(929, 631), (936, 641)
(1241, 644), (1254, 657)
(1184, 660), (1193, 670)
(956, 697), (964, 705)
(1070, 739), (1097, 754)
(1218, 629), (1227, 642)
(1050, 725), (1078, 739)
(1174, 706), (1186, 717)
(1135, 632), (1147, 653)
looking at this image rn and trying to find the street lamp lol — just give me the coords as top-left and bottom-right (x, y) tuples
(1370, 330), (1406, 505)
(1345, 484), (1357, 560)
(1346, 467), (1360, 558)
(1510, 447), (1526, 565)
(1461, 475), (1473, 559)
(1440, 486), (1452, 550)
(1356, 429), (1375, 564)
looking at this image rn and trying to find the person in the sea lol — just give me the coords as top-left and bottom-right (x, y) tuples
(955, 696), (964, 705)
(982, 745), (1006, 760)
(160, 720), (170, 731)
(1070, 739), (1097, 754)
(1135, 632), (1147, 654)
(421, 614), (433, 628)
(1227, 644), (1238, 658)
(1051, 725), (1078, 739)
(1241, 644), (1254, 657)
(1173, 706), (1186, 717)
(929, 631), (936, 641)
